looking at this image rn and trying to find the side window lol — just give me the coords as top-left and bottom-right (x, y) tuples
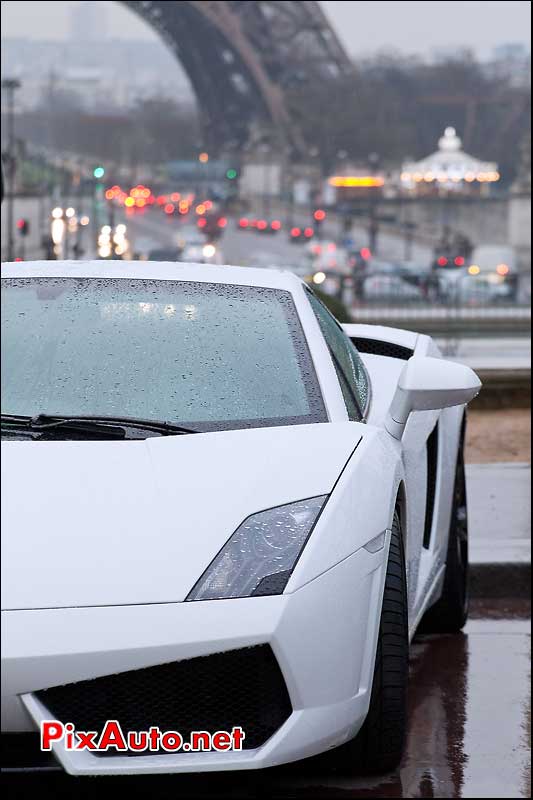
(307, 291), (370, 419)
(335, 363), (362, 421)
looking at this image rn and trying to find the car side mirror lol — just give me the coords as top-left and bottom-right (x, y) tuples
(385, 356), (481, 440)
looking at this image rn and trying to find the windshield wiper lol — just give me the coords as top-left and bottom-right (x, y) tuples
(1, 414), (126, 439)
(1, 414), (199, 437)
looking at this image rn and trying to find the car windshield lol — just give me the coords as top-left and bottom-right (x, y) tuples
(1, 278), (326, 432)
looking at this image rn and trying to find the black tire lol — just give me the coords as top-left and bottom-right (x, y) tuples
(330, 509), (409, 774)
(421, 440), (469, 633)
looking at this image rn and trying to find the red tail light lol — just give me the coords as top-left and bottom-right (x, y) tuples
(291, 227), (301, 237)
(257, 219), (268, 230)
(271, 220), (281, 230)
(218, 217), (228, 228)
(304, 227), (314, 238)
(360, 247), (372, 260)
(239, 218), (249, 228)
(454, 256), (465, 266)
(437, 257), (448, 267)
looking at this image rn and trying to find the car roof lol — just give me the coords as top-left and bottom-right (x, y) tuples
(1, 260), (307, 292)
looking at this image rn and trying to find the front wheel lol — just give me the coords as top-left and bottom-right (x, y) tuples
(330, 509), (409, 774)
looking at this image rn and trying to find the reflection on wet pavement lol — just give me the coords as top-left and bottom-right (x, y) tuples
(5, 603), (530, 799)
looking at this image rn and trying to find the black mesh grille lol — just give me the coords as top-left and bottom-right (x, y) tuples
(351, 337), (413, 360)
(36, 645), (291, 753)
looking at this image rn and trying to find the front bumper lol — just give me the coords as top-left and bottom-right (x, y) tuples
(1, 542), (388, 775)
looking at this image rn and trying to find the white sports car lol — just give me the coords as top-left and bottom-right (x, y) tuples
(1, 262), (480, 776)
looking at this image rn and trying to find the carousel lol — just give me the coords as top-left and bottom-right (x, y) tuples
(401, 127), (500, 195)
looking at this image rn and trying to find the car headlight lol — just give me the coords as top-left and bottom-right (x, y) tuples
(186, 496), (327, 601)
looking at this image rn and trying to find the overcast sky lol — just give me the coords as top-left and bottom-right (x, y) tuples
(1, 0), (531, 58)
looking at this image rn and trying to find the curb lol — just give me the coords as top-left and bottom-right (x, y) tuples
(470, 561), (531, 598)
(471, 372), (531, 409)
(468, 462), (530, 597)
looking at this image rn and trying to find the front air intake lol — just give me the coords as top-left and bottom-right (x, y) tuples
(36, 645), (292, 753)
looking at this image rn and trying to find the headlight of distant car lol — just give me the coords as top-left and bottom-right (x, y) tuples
(202, 244), (216, 259)
(186, 496), (327, 601)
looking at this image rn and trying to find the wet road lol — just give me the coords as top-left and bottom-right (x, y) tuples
(5, 600), (530, 799)
(119, 204), (433, 269)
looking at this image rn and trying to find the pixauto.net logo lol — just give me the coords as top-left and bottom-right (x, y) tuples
(41, 720), (246, 753)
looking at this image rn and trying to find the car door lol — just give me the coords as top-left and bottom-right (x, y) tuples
(307, 292), (442, 622)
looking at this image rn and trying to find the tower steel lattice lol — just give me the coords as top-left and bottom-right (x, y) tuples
(121, 1), (353, 154)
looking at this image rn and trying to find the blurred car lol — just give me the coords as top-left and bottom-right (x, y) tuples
(347, 246), (372, 272)
(248, 251), (292, 269)
(306, 241), (350, 277)
(176, 226), (205, 253)
(431, 253), (468, 271)
(132, 237), (158, 261)
(181, 241), (223, 265)
(465, 245), (518, 300)
(238, 218), (282, 234)
(148, 248), (181, 262)
(289, 226), (315, 243)
(430, 246), (470, 301)
(361, 261), (425, 302)
(456, 274), (516, 305)
(362, 275), (424, 302)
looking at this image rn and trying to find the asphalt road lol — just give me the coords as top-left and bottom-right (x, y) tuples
(117, 207), (310, 270)
(4, 599), (530, 800)
(115, 204), (434, 270)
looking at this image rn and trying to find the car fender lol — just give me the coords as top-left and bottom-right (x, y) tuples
(286, 424), (404, 593)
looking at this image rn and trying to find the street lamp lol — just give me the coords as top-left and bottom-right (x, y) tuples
(2, 78), (22, 262)
(308, 147), (322, 231)
(259, 142), (272, 219)
(284, 144), (296, 228)
(367, 152), (381, 253)
(196, 151), (209, 198)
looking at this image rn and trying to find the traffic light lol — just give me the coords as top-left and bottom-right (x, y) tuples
(313, 209), (326, 222)
(93, 166), (105, 179)
(16, 218), (29, 237)
(226, 168), (238, 180)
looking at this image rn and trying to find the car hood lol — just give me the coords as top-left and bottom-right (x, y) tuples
(1, 423), (363, 610)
